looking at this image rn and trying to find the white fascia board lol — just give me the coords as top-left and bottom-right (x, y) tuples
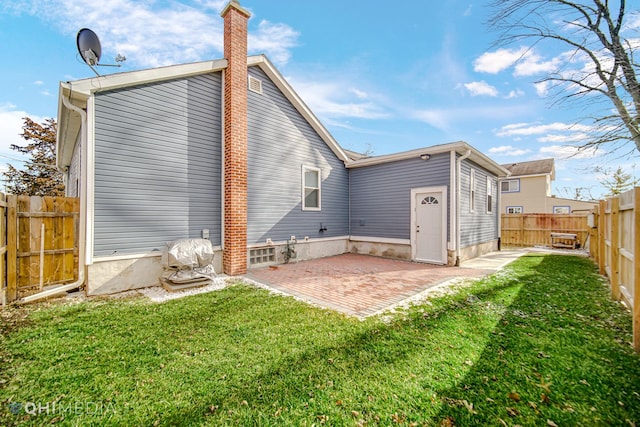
(346, 144), (455, 168)
(346, 141), (510, 178)
(249, 55), (351, 164)
(64, 59), (228, 96)
(505, 172), (551, 179)
(56, 85), (73, 170)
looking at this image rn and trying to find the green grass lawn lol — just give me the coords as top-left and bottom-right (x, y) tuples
(1, 254), (639, 426)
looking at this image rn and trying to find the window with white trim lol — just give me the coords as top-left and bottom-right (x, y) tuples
(506, 206), (523, 214)
(501, 179), (520, 193)
(302, 166), (321, 211)
(486, 176), (493, 213)
(469, 169), (476, 213)
(553, 206), (570, 214)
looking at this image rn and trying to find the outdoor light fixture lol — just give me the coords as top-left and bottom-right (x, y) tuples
(420, 153), (431, 161)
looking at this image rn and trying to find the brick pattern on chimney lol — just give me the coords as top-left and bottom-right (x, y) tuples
(222, 1), (250, 275)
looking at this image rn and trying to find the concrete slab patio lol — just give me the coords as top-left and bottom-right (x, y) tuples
(245, 250), (527, 318)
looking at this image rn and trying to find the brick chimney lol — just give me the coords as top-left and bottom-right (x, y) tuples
(221, 0), (250, 275)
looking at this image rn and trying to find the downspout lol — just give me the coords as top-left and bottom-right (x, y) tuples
(455, 149), (472, 267)
(19, 91), (87, 303)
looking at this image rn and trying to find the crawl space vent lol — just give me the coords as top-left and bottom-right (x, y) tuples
(250, 247), (275, 265)
(248, 76), (262, 94)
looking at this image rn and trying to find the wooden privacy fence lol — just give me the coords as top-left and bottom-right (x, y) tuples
(591, 187), (640, 352)
(501, 213), (590, 249)
(1, 195), (80, 304)
(0, 194), (6, 305)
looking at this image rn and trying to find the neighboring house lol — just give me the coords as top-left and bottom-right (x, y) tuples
(56, 0), (509, 295)
(500, 158), (597, 214)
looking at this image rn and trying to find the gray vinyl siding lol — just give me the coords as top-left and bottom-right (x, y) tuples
(246, 66), (349, 244)
(349, 154), (451, 240)
(66, 133), (81, 197)
(459, 158), (499, 247)
(93, 73), (222, 257)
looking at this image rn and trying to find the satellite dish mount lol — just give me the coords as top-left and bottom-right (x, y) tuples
(76, 28), (126, 76)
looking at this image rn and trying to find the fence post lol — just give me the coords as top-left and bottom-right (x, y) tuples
(0, 193), (5, 305)
(598, 200), (606, 275)
(610, 197), (620, 300)
(6, 195), (17, 303)
(589, 206), (598, 263)
(633, 187), (640, 353)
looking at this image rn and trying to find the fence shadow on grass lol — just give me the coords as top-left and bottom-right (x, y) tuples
(430, 254), (640, 426)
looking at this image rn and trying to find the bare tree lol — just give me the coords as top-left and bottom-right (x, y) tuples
(488, 0), (640, 155)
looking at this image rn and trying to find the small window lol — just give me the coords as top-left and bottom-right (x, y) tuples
(422, 196), (439, 205)
(506, 206), (523, 214)
(248, 76), (262, 94)
(486, 176), (493, 213)
(553, 206), (570, 214)
(469, 169), (476, 213)
(302, 166), (321, 211)
(501, 179), (520, 193)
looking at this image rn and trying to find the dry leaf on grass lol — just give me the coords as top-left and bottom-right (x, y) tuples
(508, 392), (521, 402)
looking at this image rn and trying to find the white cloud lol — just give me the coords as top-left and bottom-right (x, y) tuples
(0, 104), (47, 163)
(412, 109), (450, 131)
(411, 104), (534, 132)
(504, 89), (525, 99)
(349, 88), (369, 99)
(495, 122), (591, 138)
(473, 48), (527, 74)
(474, 47), (570, 82)
(464, 80), (498, 97)
(488, 145), (532, 156)
(249, 20), (299, 65)
(33, 80), (44, 85)
(192, 0), (227, 11)
(9, 0), (299, 68)
(514, 53), (562, 77)
(539, 144), (603, 159)
(534, 81), (552, 97)
(288, 78), (388, 120)
(538, 133), (591, 144)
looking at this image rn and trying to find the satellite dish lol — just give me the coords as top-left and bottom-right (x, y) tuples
(76, 28), (102, 67)
(75, 28), (125, 76)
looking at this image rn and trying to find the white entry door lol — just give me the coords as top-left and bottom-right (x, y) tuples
(412, 187), (447, 264)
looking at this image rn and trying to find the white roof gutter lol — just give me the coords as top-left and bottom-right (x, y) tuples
(22, 93), (88, 303)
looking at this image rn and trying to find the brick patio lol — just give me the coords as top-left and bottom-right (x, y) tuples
(245, 253), (509, 317)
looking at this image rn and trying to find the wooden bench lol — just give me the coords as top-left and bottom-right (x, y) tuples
(550, 232), (578, 249)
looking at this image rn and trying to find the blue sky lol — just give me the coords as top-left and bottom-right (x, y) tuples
(1, 0), (638, 199)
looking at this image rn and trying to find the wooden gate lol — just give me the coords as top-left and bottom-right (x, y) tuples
(2, 195), (80, 304)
